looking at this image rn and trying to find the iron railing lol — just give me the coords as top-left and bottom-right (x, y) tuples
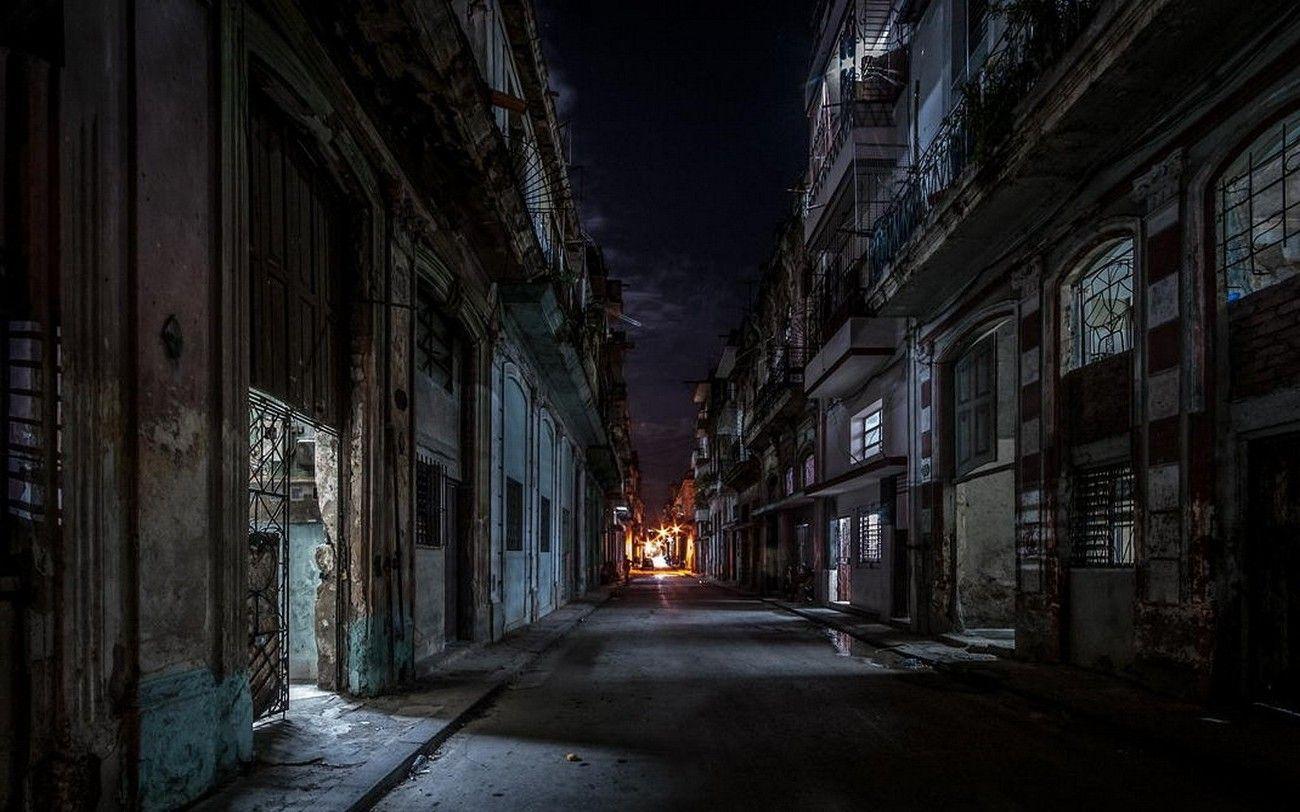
(751, 347), (806, 426)
(868, 0), (1103, 281)
(807, 226), (866, 349)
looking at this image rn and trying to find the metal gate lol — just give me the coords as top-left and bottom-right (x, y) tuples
(248, 391), (290, 721)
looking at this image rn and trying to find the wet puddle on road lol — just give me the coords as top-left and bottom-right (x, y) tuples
(825, 630), (929, 671)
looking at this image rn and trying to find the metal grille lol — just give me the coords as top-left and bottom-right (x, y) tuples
(506, 477), (524, 551)
(5, 320), (60, 531)
(1072, 240), (1134, 366)
(248, 391), (290, 721)
(415, 453), (442, 548)
(858, 507), (883, 564)
(1071, 463), (1136, 567)
(1216, 110), (1300, 301)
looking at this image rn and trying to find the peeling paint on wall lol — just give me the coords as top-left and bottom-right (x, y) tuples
(137, 668), (251, 811)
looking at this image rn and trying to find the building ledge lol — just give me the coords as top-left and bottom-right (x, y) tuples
(804, 317), (903, 399)
(807, 455), (907, 496)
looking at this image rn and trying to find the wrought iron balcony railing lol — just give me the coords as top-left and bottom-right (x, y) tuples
(868, 0), (1103, 282)
(806, 227), (866, 350)
(750, 347), (806, 427)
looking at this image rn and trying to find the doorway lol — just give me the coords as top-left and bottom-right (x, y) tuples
(246, 95), (347, 720)
(831, 515), (852, 603)
(1247, 432), (1300, 710)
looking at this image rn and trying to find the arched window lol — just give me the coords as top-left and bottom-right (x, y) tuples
(1061, 238), (1135, 373)
(1215, 109), (1300, 301)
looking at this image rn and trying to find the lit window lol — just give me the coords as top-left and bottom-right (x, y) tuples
(857, 509), (883, 564)
(1071, 463), (1135, 567)
(802, 455), (816, 488)
(1061, 240), (1135, 371)
(785, 467), (795, 496)
(1216, 109), (1300, 301)
(851, 404), (883, 464)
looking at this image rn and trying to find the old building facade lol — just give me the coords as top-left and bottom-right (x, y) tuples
(693, 0), (1300, 710)
(1, 0), (639, 807)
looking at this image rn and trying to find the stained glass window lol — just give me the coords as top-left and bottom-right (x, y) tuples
(1064, 239), (1134, 371)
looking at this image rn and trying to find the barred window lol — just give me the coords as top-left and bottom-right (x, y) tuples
(857, 508), (883, 564)
(415, 454), (443, 548)
(1071, 463), (1135, 567)
(1216, 109), (1300, 302)
(1063, 239), (1134, 372)
(506, 476), (524, 551)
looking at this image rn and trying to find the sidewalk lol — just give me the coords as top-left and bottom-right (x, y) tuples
(751, 589), (1300, 793)
(194, 589), (612, 812)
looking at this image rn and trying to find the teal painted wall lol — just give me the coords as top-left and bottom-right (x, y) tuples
(137, 668), (252, 811)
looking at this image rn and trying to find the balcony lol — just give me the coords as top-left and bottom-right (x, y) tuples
(719, 435), (760, 489)
(743, 347), (806, 448)
(804, 316), (903, 399)
(863, 0), (1284, 316)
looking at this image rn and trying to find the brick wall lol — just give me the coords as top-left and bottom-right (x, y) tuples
(1227, 273), (1300, 400)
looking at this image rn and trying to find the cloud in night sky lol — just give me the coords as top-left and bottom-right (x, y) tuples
(536, 0), (813, 515)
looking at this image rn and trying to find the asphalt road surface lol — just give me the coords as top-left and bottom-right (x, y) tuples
(374, 573), (1252, 811)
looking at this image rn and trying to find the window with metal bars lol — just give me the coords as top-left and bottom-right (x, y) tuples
(415, 280), (454, 390)
(415, 455), (443, 548)
(1216, 109), (1300, 301)
(506, 477), (524, 551)
(857, 507), (883, 565)
(1070, 463), (1136, 567)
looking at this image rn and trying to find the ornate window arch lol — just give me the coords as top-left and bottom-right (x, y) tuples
(1060, 237), (1135, 373)
(1214, 108), (1300, 301)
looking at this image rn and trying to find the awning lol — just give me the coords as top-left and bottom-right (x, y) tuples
(805, 455), (908, 497)
(752, 493), (816, 516)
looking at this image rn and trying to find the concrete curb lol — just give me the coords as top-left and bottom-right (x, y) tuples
(346, 589), (614, 811)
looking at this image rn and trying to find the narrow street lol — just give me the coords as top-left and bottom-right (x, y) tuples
(375, 575), (1250, 811)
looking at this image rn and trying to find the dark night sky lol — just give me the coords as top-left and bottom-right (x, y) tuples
(536, 0), (813, 517)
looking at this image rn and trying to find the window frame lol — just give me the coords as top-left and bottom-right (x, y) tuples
(505, 475), (524, 552)
(850, 402), (884, 465)
(415, 279), (456, 391)
(1214, 108), (1300, 302)
(1070, 462), (1136, 568)
(954, 333), (997, 477)
(1061, 238), (1135, 372)
(857, 506), (883, 566)
(539, 494), (552, 553)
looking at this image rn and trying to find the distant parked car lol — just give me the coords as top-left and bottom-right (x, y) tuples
(641, 557), (653, 569)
